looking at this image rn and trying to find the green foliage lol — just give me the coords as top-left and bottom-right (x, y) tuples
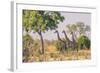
(77, 35), (90, 49)
(23, 10), (64, 33)
(55, 41), (62, 51)
(23, 34), (34, 49)
(54, 40), (67, 53)
(23, 10), (65, 55)
(76, 22), (90, 35)
(66, 22), (90, 38)
(23, 34), (34, 62)
(23, 34), (41, 62)
(66, 23), (90, 50)
(66, 24), (77, 34)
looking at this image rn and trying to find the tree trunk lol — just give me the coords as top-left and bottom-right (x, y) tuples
(38, 31), (44, 55)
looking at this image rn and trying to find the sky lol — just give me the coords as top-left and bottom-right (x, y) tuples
(29, 11), (91, 41)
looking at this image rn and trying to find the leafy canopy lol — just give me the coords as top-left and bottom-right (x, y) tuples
(23, 34), (34, 49)
(23, 10), (64, 33)
(77, 35), (90, 49)
(66, 22), (90, 39)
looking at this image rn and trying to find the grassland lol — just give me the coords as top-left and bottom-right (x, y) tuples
(23, 48), (91, 62)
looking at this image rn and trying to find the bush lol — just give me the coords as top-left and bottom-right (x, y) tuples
(77, 35), (90, 49)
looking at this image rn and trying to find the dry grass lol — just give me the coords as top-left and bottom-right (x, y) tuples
(23, 48), (91, 62)
(45, 49), (91, 61)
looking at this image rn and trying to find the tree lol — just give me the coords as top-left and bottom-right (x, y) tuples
(76, 22), (90, 37)
(23, 34), (34, 62)
(66, 24), (78, 50)
(66, 22), (90, 41)
(77, 35), (90, 49)
(23, 10), (64, 55)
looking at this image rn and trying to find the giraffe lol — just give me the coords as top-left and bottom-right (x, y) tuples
(54, 30), (67, 54)
(62, 30), (77, 50)
(71, 32), (78, 51)
(71, 31), (78, 60)
(62, 30), (73, 49)
(62, 30), (78, 60)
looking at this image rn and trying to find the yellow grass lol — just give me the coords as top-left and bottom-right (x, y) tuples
(23, 48), (91, 62)
(45, 49), (91, 61)
(46, 45), (57, 53)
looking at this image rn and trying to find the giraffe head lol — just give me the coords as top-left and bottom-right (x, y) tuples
(54, 30), (58, 33)
(62, 30), (65, 33)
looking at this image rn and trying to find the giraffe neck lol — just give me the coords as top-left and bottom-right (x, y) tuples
(56, 31), (64, 42)
(63, 31), (71, 42)
(71, 32), (76, 42)
(56, 31), (61, 40)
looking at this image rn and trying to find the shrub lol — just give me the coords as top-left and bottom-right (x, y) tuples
(77, 35), (90, 49)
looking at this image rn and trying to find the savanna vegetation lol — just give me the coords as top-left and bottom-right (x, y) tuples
(22, 10), (91, 62)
